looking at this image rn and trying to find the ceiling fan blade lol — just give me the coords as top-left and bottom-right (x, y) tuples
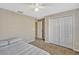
(25, 5), (45, 8)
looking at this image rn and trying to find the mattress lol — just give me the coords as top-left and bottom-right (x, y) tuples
(0, 40), (49, 55)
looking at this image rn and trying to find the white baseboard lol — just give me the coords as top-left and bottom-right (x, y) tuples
(23, 39), (35, 43)
(45, 40), (50, 43)
(73, 48), (79, 52)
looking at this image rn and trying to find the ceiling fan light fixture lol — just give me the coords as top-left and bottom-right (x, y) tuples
(34, 8), (39, 12)
(36, 3), (39, 6)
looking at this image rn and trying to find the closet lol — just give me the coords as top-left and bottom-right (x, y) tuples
(48, 16), (73, 49)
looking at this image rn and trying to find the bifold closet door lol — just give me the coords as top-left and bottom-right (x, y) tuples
(48, 16), (73, 49)
(59, 16), (73, 49)
(49, 18), (60, 45)
(63, 16), (73, 49)
(58, 18), (65, 46)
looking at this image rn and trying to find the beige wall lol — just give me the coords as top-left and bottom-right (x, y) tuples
(0, 9), (35, 42)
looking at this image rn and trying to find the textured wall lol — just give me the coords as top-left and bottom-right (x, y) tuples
(0, 9), (35, 42)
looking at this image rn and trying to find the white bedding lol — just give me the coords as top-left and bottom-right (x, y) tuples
(0, 40), (49, 55)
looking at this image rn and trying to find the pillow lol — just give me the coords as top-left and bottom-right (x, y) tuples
(0, 41), (8, 47)
(8, 38), (22, 44)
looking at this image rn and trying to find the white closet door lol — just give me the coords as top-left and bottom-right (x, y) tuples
(59, 16), (73, 48)
(63, 16), (73, 48)
(49, 19), (60, 45)
(59, 18), (65, 46)
(55, 19), (60, 45)
(48, 16), (73, 49)
(48, 19), (55, 43)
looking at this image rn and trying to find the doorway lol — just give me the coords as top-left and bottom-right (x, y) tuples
(35, 18), (45, 41)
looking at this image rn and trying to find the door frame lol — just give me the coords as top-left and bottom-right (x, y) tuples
(35, 18), (45, 41)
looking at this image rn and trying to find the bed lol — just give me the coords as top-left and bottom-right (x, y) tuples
(0, 38), (49, 55)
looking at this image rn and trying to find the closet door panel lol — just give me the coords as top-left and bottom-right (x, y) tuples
(48, 19), (54, 43)
(53, 20), (59, 44)
(59, 18), (65, 46)
(64, 16), (73, 48)
(49, 19), (59, 45)
(56, 19), (61, 45)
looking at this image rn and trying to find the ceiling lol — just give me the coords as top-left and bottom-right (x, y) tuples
(0, 3), (79, 19)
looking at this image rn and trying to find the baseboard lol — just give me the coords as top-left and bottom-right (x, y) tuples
(73, 48), (79, 52)
(45, 40), (50, 43)
(23, 39), (35, 43)
(36, 37), (42, 40)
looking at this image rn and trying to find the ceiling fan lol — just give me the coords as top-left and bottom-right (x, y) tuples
(24, 3), (48, 12)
